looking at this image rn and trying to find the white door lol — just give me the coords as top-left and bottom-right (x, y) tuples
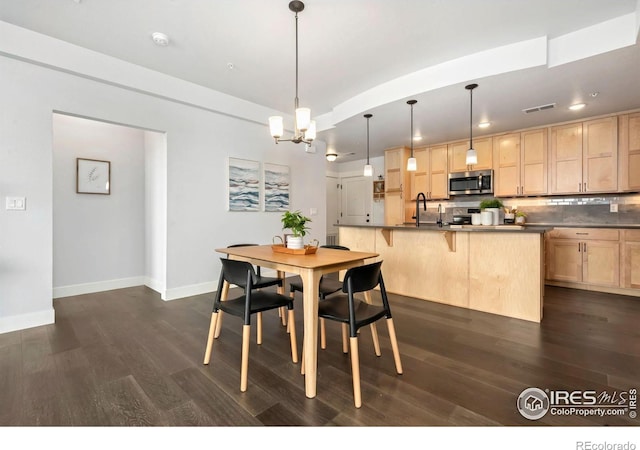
(340, 175), (372, 225)
(326, 175), (340, 236)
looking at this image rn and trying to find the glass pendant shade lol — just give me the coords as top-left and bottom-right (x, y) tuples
(295, 107), (311, 132)
(304, 120), (316, 140)
(465, 148), (478, 165)
(269, 116), (284, 138)
(363, 164), (373, 177)
(406, 100), (418, 172)
(407, 157), (417, 171)
(326, 152), (337, 162)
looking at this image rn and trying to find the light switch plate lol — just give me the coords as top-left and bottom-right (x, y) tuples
(6, 197), (26, 210)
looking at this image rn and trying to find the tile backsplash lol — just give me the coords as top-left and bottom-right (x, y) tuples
(419, 193), (640, 225)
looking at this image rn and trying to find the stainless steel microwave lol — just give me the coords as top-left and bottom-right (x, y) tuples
(448, 169), (493, 195)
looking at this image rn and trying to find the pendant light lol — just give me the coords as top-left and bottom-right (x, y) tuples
(363, 113), (373, 176)
(268, 1), (315, 146)
(465, 83), (478, 165)
(406, 100), (417, 171)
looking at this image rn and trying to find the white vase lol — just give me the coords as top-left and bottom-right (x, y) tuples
(287, 236), (304, 249)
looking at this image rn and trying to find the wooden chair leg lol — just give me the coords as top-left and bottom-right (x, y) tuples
(280, 306), (288, 327)
(214, 281), (230, 338)
(203, 312), (219, 364)
(386, 318), (403, 374)
(370, 322), (381, 356)
(288, 309), (298, 363)
(342, 323), (348, 353)
(240, 324), (251, 392)
(214, 311), (224, 338)
(257, 312), (263, 345)
(320, 318), (326, 349)
(300, 344), (305, 375)
(349, 336), (362, 408)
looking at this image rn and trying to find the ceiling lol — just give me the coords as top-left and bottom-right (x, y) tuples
(2, 0), (639, 163)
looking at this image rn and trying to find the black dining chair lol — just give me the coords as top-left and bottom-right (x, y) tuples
(215, 243), (285, 340)
(313, 260), (403, 408)
(288, 245), (350, 350)
(203, 258), (298, 392)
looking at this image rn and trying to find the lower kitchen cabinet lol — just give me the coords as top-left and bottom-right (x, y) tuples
(622, 230), (640, 289)
(546, 228), (620, 288)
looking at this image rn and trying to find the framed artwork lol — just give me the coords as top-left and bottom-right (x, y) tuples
(227, 157), (260, 211)
(263, 163), (290, 212)
(76, 158), (111, 195)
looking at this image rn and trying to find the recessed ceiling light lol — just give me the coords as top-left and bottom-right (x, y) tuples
(569, 103), (586, 111)
(227, 63), (234, 70)
(151, 32), (170, 47)
(590, 92), (599, 98)
(478, 122), (491, 128)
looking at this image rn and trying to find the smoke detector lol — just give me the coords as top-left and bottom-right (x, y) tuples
(151, 32), (170, 46)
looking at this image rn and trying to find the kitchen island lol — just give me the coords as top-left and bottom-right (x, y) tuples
(338, 223), (550, 323)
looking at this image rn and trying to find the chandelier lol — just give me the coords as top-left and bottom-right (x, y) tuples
(268, 1), (316, 146)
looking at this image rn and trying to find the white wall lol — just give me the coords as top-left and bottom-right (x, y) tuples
(0, 27), (327, 333)
(145, 131), (168, 296)
(52, 114), (146, 297)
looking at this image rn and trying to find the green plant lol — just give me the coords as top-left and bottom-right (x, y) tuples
(516, 210), (527, 218)
(281, 210), (311, 237)
(479, 198), (504, 210)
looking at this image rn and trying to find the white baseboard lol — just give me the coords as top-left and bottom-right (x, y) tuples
(144, 277), (166, 298)
(53, 276), (146, 299)
(163, 281), (218, 301)
(0, 307), (55, 334)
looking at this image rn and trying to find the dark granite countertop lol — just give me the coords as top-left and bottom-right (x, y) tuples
(336, 223), (551, 233)
(526, 222), (640, 229)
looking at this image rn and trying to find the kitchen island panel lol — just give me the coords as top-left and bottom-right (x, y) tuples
(469, 232), (544, 322)
(375, 229), (470, 308)
(338, 225), (544, 322)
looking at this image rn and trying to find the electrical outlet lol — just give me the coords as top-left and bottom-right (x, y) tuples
(610, 203), (618, 213)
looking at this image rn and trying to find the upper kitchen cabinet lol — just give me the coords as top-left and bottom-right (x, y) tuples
(583, 117), (618, 192)
(409, 144), (448, 201)
(448, 137), (492, 173)
(384, 146), (410, 225)
(618, 112), (640, 192)
(493, 129), (548, 197)
(550, 117), (618, 194)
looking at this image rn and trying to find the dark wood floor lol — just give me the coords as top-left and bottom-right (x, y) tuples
(1, 283), (638, 427)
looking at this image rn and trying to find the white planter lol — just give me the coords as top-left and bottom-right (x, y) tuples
(471, 213), (482, 225)
(287, 236), (304, 249)
(480, 211), (493, 226)
(485, 207), (501, 225)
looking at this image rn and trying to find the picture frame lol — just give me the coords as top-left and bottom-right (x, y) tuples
(76, 158), (111, 195)
(263, 163), (290, 212)
(227, 157), (260, 211)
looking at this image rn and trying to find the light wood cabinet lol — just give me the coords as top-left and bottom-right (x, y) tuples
(448, 137), (492, 173)
(583, 117), (618, 192)
(546, 228), (620, 288)
(550, 118), (618, 194)
(409, 145), (448, 201)
(550, 123), (583, 194)
(618, 112), (640, 192)
(622, 230), (640, 289)
(384, 146), (410, 225)
(493, 129), (548, 197)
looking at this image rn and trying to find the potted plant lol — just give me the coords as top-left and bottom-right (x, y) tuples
(479, 198), (504, 226)
(515, 210), (527, 225)
(281, 210), (311, 249)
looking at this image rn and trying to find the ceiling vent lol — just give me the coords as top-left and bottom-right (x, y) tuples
(522, 103), (556, 114)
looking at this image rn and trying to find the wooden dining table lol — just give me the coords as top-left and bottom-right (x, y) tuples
(212, 244), (379, 398)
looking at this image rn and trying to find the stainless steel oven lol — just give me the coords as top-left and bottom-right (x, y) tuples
(448, 169), (493, 196)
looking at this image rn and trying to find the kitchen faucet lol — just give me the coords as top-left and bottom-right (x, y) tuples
(416, 192), (427, 227)
(437, 203), (443, 227)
